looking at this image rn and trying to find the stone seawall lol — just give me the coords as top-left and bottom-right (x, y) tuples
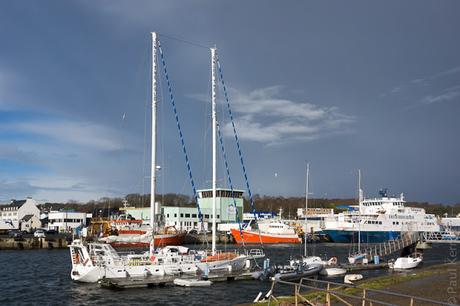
(0, 237), (69, 250)
(183, 232), (235, 244)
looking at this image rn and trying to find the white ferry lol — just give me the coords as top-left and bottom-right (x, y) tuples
(321, 189), (441, 243)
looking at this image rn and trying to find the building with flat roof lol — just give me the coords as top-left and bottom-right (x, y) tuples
(123, 188), (245, 232)
(48, 211), (92, 232)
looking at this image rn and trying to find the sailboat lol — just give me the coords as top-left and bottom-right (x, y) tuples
(69, 32), (198, 282)
(348, 169), (367, 264)
(196, 47), (264, 273)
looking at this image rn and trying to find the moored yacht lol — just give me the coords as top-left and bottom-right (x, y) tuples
(321, 189), (441, 243)
(231, 210), (301, 244)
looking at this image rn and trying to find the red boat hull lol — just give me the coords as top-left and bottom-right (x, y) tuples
(231, 229), (301, 244)
(110, 232), (186, 248)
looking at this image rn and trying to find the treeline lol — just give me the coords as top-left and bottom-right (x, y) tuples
(38, 193), (460, 217)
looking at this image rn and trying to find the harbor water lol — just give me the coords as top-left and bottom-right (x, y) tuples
(0, 243), (456, 305)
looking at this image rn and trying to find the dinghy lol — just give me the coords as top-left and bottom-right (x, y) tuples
(320, 267), (347, 276)
(173, 278), (212, 287)
(344, 274), (363, 284)
(272, 263), (323, 281)
(390, 256), (422, 270)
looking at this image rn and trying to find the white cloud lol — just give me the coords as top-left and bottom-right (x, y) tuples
(196, 85), (354, 145)
(420, 88), (460, 105)
(2, 119), (123, 151)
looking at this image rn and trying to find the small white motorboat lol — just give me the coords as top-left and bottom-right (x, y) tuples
(173, 278), (212, 287)
(390, 256), (422, 270)
(344, 274), (363, 284)
(348, 253), (367, 264)
(320, 267), (347, 276)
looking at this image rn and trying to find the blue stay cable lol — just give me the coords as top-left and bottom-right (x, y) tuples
(216, 122), (245, 245)
(158, 42), (206, 234)
(216, 59), (258, 223)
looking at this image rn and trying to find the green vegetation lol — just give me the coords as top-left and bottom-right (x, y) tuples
(33, 193), (460, 216)
(252, 270), (440, 306)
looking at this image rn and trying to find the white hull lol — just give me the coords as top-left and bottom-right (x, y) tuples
(320, 268), (347, 276)
(391, 257), (422, 270)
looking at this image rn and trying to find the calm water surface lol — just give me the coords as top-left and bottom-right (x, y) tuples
(0, 243), (456, 305)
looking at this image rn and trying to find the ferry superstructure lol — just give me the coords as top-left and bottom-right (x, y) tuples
(321, 190), (441, 243)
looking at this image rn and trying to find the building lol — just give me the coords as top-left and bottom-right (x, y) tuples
(123, 188), (245, 232)
(20, 215), (41, 232)
(296, 207), (335, 219)
(48, 211), (92, 232)
(243, 212), (276, 222)
(0, 197), (41, 230)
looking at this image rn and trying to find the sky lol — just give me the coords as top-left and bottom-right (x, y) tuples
(0, 1), (459, 204)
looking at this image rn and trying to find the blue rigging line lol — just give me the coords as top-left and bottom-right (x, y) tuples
(158, 42), (205, 228)
(216, 59), (258, 222)
(216, 122), (245, 244)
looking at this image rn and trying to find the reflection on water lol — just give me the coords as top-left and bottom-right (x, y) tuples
(0, 243), (456, 305)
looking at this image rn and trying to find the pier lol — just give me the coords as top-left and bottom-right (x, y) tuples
(0, 236), (69, 250)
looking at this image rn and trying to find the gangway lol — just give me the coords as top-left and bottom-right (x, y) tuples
(355, 230), (460, 262)
(421, 231), (460, 243)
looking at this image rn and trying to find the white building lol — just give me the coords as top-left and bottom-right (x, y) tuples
(48, 211), (91, 233)
(0, 197), (41, 230)
(20, 215), (41, 232)
(123, 188), (245, 232)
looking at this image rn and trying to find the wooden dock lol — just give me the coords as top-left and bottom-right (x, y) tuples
(340, 262), (388, 272)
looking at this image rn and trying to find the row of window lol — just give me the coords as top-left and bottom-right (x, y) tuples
(1, 207), (19, 211)
(2, 212), (17, 217)
(389, 215), (414, 219)
(363, 202), (403, 206)
(165, 213), (219, 219)
(49, 219), (84, 223)
(366, 220), (383, 225)
(200, 190), (243, 199)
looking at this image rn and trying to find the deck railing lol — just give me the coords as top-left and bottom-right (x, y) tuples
(258, 277), (455, 306)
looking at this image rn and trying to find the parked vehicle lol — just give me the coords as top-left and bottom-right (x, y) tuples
(34, 229), (46, 238)
(8, 230), (23, 238)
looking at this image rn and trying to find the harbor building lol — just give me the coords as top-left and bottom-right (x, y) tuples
(47, 211), (92, 233)
(0, 197), (41, 231)
(123, 188), (245, 232)
(20, 214), (42, 232)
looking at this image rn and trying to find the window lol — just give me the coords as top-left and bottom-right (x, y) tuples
(217, 215), (220, 219)
(174, 214), (177, 218)
(192, 214), (197, 218)
(185, 214), (190, 218)
(167, 214), (169, 218)
(205, 214), (209, 219)
(180, 214), (184, 218)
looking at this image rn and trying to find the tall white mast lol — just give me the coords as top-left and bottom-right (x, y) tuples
(304, 163), (310, 257)
(150, 32), (158, 257)
(211, 47), (217, 256)
(357, 169), (362, 253)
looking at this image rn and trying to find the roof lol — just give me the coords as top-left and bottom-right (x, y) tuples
(21, 214), (35, 222)
(7, 200), (26, 207)
(0, 200), (27, 210)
